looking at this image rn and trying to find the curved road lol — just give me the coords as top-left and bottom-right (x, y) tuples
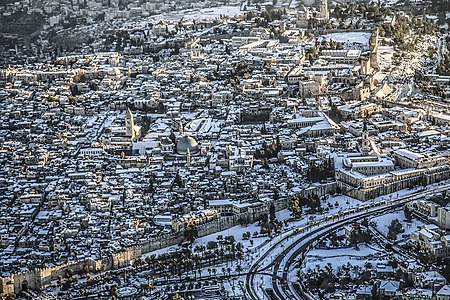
(245, 183), (450, 300)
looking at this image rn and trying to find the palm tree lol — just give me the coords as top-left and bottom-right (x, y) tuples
(217, 235), (224, 251)
(171, 293), (182, 300)
(236, 265), (243, 275)
(236, 251), (243, 264)
(147, 274), (153, 287)
(111, 285), (118, 297)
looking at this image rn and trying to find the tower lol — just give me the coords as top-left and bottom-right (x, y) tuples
(361, 111), (370, 156)
(320, 0), (329, 20)
(297, 7), (310, 28)
(125, 107), (135, 140)
(369, 27), (380, 51)
(370, 27), (380, 70)
(179, 120), (184, 135)
(186, 148), (191, 166)
(226, 145), (233, 158)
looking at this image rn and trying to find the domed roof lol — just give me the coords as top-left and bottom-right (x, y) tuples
(160, 137), (174, 146)
(176, 135), (199, 155)
(107, 67), (121, 77)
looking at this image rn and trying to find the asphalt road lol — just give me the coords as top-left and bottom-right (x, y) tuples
(245, 183), (450, 300)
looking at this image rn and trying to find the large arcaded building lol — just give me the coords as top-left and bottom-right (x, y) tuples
(335, 124), (450, 201)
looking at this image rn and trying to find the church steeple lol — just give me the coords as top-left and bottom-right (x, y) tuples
(319, 0), (329, 20)
(361, 110), (370, 156)
(125, 106), (135, 140)
(179, 120), (184, 135)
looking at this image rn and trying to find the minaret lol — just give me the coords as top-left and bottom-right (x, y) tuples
(186, 148), (191, 166)
(361, 112), (370, 156)
(179, 120), (184, 135)
(125, 107), (135, 140)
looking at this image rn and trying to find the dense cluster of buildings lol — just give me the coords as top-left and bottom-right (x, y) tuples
(1, 0), (241, 30)
(0, 0), (449, 297)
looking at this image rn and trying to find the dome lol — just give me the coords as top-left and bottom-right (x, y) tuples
(107, 67), (121, 77)
(160, 137), (174, 146)
(176, 135), (199, 155)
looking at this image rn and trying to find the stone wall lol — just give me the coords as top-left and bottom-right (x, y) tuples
(0, 184), (335, 295)
(298, 182), (337, 199)
(0, 258), (99, 295)
(111, 232), (185, 269)
(197, 215), (240, 237)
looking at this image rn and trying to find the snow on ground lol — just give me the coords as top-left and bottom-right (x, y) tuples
(371, 210), (424, 240)
(289, 0), (299, 9)
(376, 0), (399, 5)
(146, 221), (267, 258)
(193, 222), (266, 251)
(149, 6), (243, 22)
(307, 244), (384, 258)
(147, 207), (307, 258)
(321, 185), (424, 215)
(145, 185), (429, 258)
(276, 208), (294, 220)
(302, 244), (389, 273)
(390, 34), (439, 80)
(378, 45), (395, 72)
(320, 32), (371, 49)
(322, 194), (363, 214)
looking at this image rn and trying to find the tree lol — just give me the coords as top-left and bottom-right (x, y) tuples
(70, 84), (81, 96)
(207, 241), (218, 250)
(269, 202), (276, 222)
(404, 206), (412, 222)
(260, 216), (272, 235)
(330, 232), (339, 247)
(371, 282), (379, 299)
(440, 258), (450, 281)
(184, 223), (198, 242)
(225, 235), (235, 244)
(387, 219), (403, 240)
(236, 265), (243, 275)
(169, 132), (176, 144)
(273, 187), (279, 201)
(174, 172), (184, 188)
(306, 158), (334, 183)
(289, 195), (302, 217)
(171, 293), (182, 300)
(217, 235), (223, 243)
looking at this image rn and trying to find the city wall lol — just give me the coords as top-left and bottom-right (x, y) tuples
(0, 183), (334, 295)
